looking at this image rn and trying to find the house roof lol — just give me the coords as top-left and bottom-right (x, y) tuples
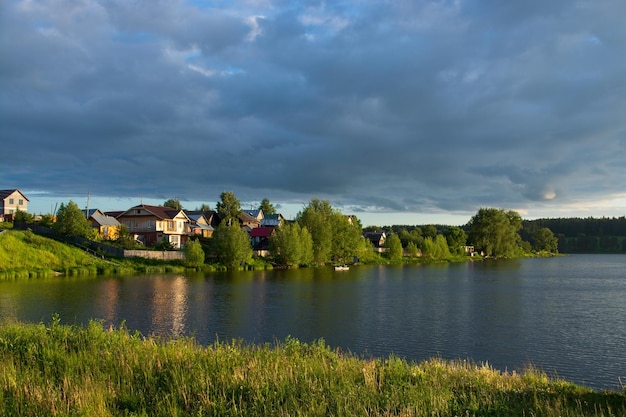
(119, 204), (189, 221)
(239, 211), (260, 223)
(0, 189), (29, 201)
(243, 209), (263, 219)
(90, 212), (121, 227)
(249, 226), (275, 238)
(191, 223), (214, 231)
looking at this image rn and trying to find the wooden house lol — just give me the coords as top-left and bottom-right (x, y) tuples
(116, 204), (191, 248)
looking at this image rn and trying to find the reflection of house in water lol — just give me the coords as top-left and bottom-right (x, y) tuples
(95, 279), (121, 323)
(151, 276), (188, 338)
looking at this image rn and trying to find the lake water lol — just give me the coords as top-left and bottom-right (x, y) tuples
(1, 254), (625, 391)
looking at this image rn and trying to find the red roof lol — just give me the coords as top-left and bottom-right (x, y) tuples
(249, 226), (275, 238)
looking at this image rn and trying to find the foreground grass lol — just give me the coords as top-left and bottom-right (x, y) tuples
(1, 321), (624, 417)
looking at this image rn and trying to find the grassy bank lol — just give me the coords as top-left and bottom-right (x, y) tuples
(0, 230), (272, 278)
(1, 320), (624, 417)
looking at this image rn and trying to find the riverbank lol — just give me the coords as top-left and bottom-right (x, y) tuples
(1, 320), (624, 417)
(0, 229), (272, 279)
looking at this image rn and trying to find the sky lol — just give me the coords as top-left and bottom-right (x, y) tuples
(1, 0), (625, 226)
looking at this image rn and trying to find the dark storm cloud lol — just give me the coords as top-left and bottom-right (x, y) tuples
(2, 0), (625, 220)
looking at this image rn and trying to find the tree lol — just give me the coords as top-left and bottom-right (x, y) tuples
(212, 222), (252, 268)
(39, 213), (55, 228)
(467, 208), (522, 257)
(269, 223), (313, 267)
(13, 208), (34, 223)
(445, 226), (467, 255)
(184, 239), (205, 267)
(296, 198), (334, 264)
(296, 199), (363, 264)
(216, 191), (242, 226)
(115, 225), (139, 249)
(54, 201), (94, 239)
(198, 203), (212, 212)
(163, 198), (183, 210)
(330, 213), (362, 264)
(406, 241), (420, 257)
(423, 225), (438, 239)
(533, 228), (558, 253)
(384, 234), (403, 260)
(259, 198), (276, 215)
(421, 235), (450, 259)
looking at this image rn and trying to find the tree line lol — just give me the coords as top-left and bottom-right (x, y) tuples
(522, 217), (626, 253)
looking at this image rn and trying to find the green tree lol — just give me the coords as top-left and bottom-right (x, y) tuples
(259, 198), (276, 215)
(467, 208), (522, 257)
(115, 225), (139, 249)
(296, 199), (363, 264)
(13, 208), (34, 223)
(423, 225), (438, 239)
(445, 226), (467, 255)
(54, 201), (95, 239)
(533, 228), (558, 253)
(216, 191), (242, 226)
(184, 239), (205, 267)
(212, 222), (252, 268)
(406, 241), (420, 257)
(330, 213), (362, 264)
(39, 213), (55, 228)
(355, 237), (377, 263)
(384, 234), (403, 260)
(198, 203), (212, 212)
(421, 235), (450, 259)
(296, 198), (334, 264)
(163, 198), (183, 210)
(269, 223), (313, 267)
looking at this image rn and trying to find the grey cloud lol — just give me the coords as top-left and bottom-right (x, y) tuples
(2, 0), (625, 220)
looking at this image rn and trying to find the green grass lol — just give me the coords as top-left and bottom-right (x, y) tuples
(1, 320), (624, 417)
(0, 230), (113, 277)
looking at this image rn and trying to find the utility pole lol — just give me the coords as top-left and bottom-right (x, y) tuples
(86, 191), (90, 218)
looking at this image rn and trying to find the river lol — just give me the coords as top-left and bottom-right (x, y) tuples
(1, 254), (625, 391)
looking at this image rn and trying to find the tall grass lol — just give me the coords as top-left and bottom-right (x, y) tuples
(1, 320), (624, 417)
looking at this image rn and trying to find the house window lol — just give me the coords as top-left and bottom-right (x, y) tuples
(8, 198), (14, 204)
(126, 221), (131, 229)
(18, 199), (24, 205)
(133, 220), (139, 228)
(168, 221), (174, 230)
(145, 220), (153, 228)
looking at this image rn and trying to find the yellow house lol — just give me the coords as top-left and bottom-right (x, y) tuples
(85, 209), (121, 240)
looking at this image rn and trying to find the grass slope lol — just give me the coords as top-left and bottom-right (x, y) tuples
(0, 230), (107, 275)
(1, 320), (624, 417)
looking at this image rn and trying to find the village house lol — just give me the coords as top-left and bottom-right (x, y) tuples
(249, 226), (276, 257)
(116, 204), (191, 248)
(0, 189), (29, 222)
(84, 209), (122, 240)
(185, 210), (215, 238)
(261, 213), (285, 227)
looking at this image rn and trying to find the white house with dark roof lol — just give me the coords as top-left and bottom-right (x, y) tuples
(0, 189), (29, 221)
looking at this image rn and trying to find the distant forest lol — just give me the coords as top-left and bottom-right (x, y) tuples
(521, 217), (626, 253)
(386, 216), (626, 254)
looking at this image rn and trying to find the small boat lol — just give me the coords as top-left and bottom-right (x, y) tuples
(334, 265), (349, 271)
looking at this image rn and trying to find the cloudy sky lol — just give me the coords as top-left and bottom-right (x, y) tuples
(1, 0), (625, 225)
